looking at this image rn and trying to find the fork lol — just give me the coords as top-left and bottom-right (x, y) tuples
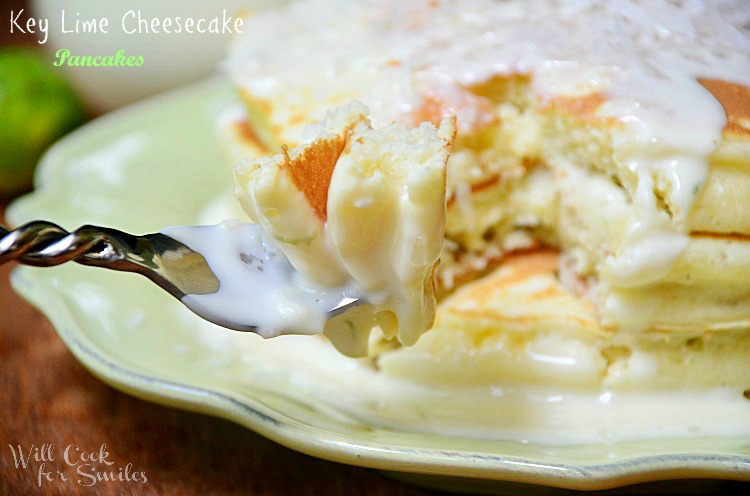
(0, 221), (361, 333)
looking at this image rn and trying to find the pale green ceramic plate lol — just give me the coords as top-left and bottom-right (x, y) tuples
(8, 80), (750, 494)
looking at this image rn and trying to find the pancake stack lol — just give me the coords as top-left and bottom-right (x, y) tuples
(223, 0), (750, 392)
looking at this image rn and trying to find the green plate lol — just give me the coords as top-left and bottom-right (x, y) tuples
(7, 79), (750, 493)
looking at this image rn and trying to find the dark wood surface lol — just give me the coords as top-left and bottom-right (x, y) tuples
(0, 203), (443, 495)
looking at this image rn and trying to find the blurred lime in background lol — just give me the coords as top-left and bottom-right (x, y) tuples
(0, 47), (86, 199)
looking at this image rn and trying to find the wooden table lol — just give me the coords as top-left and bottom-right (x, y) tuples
(0, 205), (442, 496)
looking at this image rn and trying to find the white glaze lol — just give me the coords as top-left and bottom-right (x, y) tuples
(187, 320), (750, 444)
(162, 220), (360, 338)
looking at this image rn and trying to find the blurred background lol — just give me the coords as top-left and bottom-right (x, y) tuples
(0, 0), (280, 200)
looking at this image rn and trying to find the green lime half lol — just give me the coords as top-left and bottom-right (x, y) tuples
(0, 47), (86, 198)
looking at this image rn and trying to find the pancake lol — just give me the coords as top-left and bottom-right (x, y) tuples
(377, 251), (750, 391)
(222, 0), (750, 389)
(688, 79), (750, 234)
(233, 101), (455, 355)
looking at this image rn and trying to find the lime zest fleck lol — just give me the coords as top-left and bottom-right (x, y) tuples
(274, 231), (318, 246)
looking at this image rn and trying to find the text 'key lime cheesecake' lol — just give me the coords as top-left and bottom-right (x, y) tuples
(233, 101), (456, 356)
(223, 0), (750, 393)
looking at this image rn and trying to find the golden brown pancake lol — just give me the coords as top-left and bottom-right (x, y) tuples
(222, 0), (750, 390)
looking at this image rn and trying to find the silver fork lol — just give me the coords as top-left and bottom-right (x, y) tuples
(0, 221), (361, 333)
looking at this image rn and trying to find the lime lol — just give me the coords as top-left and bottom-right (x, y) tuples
(0, 47), (86, 198)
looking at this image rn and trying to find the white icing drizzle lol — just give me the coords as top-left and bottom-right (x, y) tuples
(162, 221), (360, 338)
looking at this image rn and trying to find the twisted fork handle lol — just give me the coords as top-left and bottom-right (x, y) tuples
(0, 221), (124, 268)
(1, 220), (220, 300)
(2, 221), (358, 332)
